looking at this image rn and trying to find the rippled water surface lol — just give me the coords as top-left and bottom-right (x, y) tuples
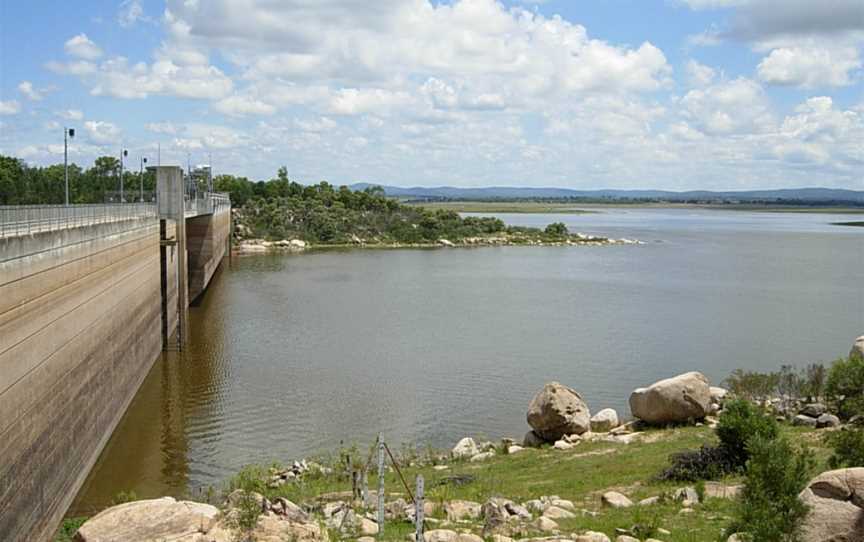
(70, 208), (863, 514)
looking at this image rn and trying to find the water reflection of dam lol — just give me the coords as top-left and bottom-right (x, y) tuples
(0, 167), (230, 541)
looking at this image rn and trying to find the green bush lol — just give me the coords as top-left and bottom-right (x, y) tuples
(727, 435), (814, 542)
(659, 445), (736, 481)
(544, 222), (568, 236)
(724, 369), (779, 401)
(716, 398), (779, 468)
(826, 356), (864, 419)
(825, 424), (864, 468)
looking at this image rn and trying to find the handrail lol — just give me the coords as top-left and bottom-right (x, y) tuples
(0, 203), (157, 239)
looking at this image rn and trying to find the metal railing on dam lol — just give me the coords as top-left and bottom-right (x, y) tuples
(0, 203), (157, 239)
(0, 193), (230, 239)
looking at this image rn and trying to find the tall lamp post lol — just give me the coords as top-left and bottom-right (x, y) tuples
(119, 148), (128, 202)
(139, 156), (148, 202)
(64, 127), (75, 205)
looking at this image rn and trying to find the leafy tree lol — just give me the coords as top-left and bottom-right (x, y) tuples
(544, 222), (568, 236)
(826, 356), (864, 419)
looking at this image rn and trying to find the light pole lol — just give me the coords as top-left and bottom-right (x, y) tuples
(139, 156), (148, 202)
(64, 127), (75, 205)
(119, 148), (128, 202)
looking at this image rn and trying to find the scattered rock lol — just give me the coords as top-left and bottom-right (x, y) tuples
(507, 445), (525, 455)
(850, 335), (864, 360)
(527, 382), (592, 441)
(452, 437), (479, 459)
(727, 534), (746, 542)
(359, 517), (379, 536)
(616, 536), (640, 542)
(674, 487), (700, 507)
(424, 529), (459, 542)
(629, 371), (712, 424)
(533, 516), (559, 532)
(552, 440), (573, 450)
(290, 239), (307, 249)
(601, 491), (633, 509)
(470, 451), (495, 462)
(523, 430), (546, 448)
(549, 499), (575, 512)
(793, 414), (819, 427)
(816, 413), (841, 428)
(590, 408), (620, 432)
(456, 534), (483, 542)
(710, 386), (729, 404)
(438, 239), (455, 247)
(638, 496), (661, 506)
(444, 500), (482, 522)
(542, 506), (576, 519)
(75, 497), (220, 542)
(703, 482), (742, 499)
(800, 403), (828, 418)
(491, 536), (514, 542)
(799, 467), (864, 542)
(573, 532), (611, 542)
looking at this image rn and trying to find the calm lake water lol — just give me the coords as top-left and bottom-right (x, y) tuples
(70, 208), (863, 515)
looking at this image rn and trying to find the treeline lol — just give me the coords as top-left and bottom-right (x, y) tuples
(0, 155), (158, 205)
(222, 168), (517, 244)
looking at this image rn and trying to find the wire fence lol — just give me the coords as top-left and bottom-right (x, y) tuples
(0, 203), (157, 239)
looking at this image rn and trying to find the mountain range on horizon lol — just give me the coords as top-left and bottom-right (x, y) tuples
(350, 184), (864, 204)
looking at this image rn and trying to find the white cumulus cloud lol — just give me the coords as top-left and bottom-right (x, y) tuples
(757, 46), (861, 88)
(64, 34), (103, 60)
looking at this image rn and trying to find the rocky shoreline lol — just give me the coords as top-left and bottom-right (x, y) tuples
(233, 234), (643, 255)
(67, 334), (864, 542)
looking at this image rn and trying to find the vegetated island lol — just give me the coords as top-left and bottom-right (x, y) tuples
(218, 170), (640, 253)
(832, 221), (864, 227)
(60, 335), (864, 542)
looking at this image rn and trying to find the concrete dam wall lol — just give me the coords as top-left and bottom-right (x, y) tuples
(0, 168), (230, 541)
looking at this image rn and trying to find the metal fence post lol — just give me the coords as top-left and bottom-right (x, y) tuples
(415, 475), (424, 542)
(377, 435), (385, 537)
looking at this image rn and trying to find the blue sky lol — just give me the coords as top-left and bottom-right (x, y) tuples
(0, 0), (862, 190)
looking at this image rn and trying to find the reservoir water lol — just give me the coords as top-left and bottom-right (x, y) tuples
(70, 208), (863, 515)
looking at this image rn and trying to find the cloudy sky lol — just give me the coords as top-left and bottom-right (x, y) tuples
(1, 0), (862, 189)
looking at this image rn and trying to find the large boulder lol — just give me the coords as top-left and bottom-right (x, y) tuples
(452, 437), (479, 459)
(851, 335), (864, 360)
(75, 497), (221, 542)
(799, 467), (864, 541)
(526, 382), (591, 441)
(629, 372), (712, 424)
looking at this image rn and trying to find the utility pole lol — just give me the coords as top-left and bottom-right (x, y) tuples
(139, 156), (148, 202)
(119, 148), (128, 202)
(63, 127), (75, 205)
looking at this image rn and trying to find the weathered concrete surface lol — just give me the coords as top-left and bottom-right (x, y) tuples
(186, 207), (230, 302)
(0, 217), (164, 542)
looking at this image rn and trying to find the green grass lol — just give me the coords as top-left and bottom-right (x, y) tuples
(228, 425), (829, 541)
(59, 424), (833, 541)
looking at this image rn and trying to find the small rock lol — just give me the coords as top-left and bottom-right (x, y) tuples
(793, 414), (818, 427)
(638, 496), (661, 506)
(438, 239), (454, 247)
(800, 403), (828, 417)
(574, 532), (611, 542)
(549, 499), (575, 512)
(816, 413), (841, 428)
(424, 530), (459, 542)
(452, 437), (479, 459)
(703, 482), (742, 499)
(674, 487), (700, 507)
(470, 451), (495, 462)
(507, 445), (524, 455)
(727, 534), (746, 542)
(444, 500), (482, 521)
(289, 239), (306, 249)
(522, 430), (545, 448)
(456, 535), (483, 542)
(523, 499), (545, 514)
(710, 386), (729, 404)
(553, 440), (573, 450)
(590, 408), (620, 432)
(491, 536), (514, 542)
(359, 518), (379, 536)
(616, 536), (640, 542)
(542, 506), (575, 519)
(601, 491), (633, 508)
(433, 465), (449, 471)
(851, 335), (864, 360)
(533, 516), (559, 532)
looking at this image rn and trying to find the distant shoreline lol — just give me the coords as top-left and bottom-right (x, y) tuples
(412, 200), (864, 215)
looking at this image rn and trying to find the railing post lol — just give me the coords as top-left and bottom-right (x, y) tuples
(377, 436), (385, 538)
(415, 475), (424, 542)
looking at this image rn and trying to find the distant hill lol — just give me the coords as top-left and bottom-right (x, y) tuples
(350, 184), (864, 204)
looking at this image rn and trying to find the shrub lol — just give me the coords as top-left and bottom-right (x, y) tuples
(724, 369), (779, 401)
(727, 435), (814, 542)
(825, 424), (864, 468)
(825, 356), (864, 419)
(716, 398), (779, 468)
(658, 445), (736, 481)
(544, 222), (568, 236)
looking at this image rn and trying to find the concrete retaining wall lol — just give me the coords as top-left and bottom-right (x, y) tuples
(186, 207), (230, 302)
(0, 217), (163, 542)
